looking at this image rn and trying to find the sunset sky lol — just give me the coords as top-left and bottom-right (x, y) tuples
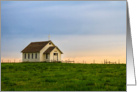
(1, 1), (126, 63)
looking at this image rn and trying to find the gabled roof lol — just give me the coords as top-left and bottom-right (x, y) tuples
(43, 46), (56, 54)
(44, 46), (63, 54)
(21, 41), (50, 53)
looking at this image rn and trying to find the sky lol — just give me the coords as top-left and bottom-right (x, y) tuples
(1, 1), (126, 63)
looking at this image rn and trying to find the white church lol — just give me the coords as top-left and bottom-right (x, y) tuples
(21, 40), (63, 62)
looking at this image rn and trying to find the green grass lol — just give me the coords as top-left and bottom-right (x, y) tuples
(1, 62), (126, 91)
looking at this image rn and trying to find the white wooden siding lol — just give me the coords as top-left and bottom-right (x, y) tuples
(40, 42), (54, 61)
(22, 53), (40, 62)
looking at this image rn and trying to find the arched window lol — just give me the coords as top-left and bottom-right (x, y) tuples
(32, 53), (33, 59)
(24, 53), (26, 59)
(28, 53), (30, 59)
(46, 54), (48, 59)
(35, 53), (37, 59)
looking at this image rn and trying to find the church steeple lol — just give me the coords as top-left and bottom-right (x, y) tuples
(48, 34), (50, 41)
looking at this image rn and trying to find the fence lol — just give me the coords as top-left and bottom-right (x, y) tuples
(1, 59), (122, 64)
(1, 59), (22, 63)
(103, 59), (121, 64)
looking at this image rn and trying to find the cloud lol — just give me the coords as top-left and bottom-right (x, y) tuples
(1, 1), (126, 63)
(1, 1), (126, 36)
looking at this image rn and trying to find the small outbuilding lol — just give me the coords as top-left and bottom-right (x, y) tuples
(21, 40), (63, 62)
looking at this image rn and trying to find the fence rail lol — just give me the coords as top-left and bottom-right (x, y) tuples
(1, 59), (22, 63)
(1, 59), (123, 64)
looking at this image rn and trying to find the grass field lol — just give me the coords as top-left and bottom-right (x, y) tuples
(1, 62), (126, 91)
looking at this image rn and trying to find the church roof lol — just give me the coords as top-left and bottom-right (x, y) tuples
(43, 46), (63, 54)
(21, 41), (50, 53)
(43, 46), (56, 54)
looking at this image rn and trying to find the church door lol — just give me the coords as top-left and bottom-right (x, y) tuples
(53, 53), (58, 61)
